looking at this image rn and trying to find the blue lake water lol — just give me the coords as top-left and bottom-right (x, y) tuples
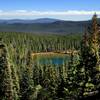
(33, 54), (78, 65)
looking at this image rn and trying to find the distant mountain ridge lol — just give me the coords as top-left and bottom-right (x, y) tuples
(0, 18), (61, 24)
(0, 18), (100, 34)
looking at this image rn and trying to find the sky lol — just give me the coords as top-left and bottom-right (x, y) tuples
(0, 0), (100, 20)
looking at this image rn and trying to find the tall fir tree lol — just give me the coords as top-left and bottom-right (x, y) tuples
(78, 13), (100, 99)
(0, 41), (14, 100)
(20, 50), (34, 100)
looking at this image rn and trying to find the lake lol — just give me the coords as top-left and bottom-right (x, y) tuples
(32, 53), (78, 65)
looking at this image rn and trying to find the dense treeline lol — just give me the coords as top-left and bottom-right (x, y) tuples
(0, 32), (81, 52)
(0, 14), (100, 100)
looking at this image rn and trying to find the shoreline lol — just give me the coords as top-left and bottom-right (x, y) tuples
(32, 50), (79, 56)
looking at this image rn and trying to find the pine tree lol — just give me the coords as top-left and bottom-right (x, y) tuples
(78, 14), (100, 99)
(0, 41), (14, 100)
(20, 50), (34, 100)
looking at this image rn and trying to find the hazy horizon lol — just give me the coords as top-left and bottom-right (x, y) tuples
(0, 15), (99, 21)
(0, 18), (94, 21)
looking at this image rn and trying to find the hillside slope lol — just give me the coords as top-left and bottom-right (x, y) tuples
(0, 18), (100, 34)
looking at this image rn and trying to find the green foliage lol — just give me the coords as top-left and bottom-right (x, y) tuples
(0, 42), (14, 100)
(0, 14), (100, 100)
(77, 14), (100, 99)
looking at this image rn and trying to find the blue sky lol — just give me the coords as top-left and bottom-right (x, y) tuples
(0, 0), (100, 20)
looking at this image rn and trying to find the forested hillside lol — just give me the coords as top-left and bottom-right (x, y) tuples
(0, 18), (100, 34)
(0, 14), (100, 100)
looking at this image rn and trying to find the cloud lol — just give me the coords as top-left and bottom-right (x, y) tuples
(0, 10), (100, 19)
(16, 10), (28, 13)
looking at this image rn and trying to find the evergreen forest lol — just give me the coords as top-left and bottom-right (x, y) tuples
(0, 14), (100, 100)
